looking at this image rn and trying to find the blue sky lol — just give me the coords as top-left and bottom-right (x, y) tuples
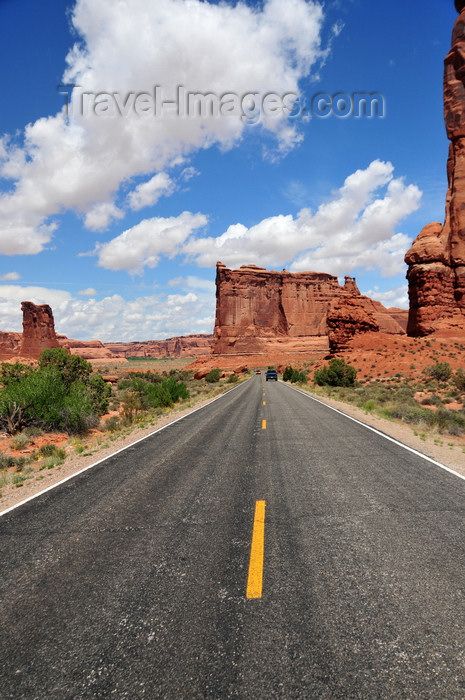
(0, 0), (457, 341)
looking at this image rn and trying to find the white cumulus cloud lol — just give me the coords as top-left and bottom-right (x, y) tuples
(183, 160), (422, 277)
(95, 211), (208, 273)
(0, 284), (215, 341)
(0, 272), (20, 281)
(0, 0), (327, 254)
(128, 173), (175, 211)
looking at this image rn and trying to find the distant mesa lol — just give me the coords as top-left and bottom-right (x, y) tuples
(212, 262), (406, 356)
(103, 335), (212, 359)
(405, 7), (465, 336)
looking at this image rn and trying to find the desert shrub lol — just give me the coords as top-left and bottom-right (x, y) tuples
(154, 386), (174, 407)
(435, 408), (465, 435)
(283, 365), (294, 382)
(227, 373), (239, 383)
(314, 359), (357, 387)
(128, 376), (188, 408)
(0, 452), (16, 469)
(120, 391), (145, 422)
(453, 369), (465, 392)
(421, 397), (435, 406)
(128, 370), (163, 384)
(59, 383), (100, 433)
(426, 362), (452, 382)
(0, 362), (33, 387)
(38, 348), (92, 387)
(290, 369), (307, 384)
(38, 444), (66, 460)
(205, 369), (221, 383)
(117, 379), (132, 391)
(282, 365), (307, 383)
(102, 416), (121, 432)
(386, 404), (435, 426)
(10, 433), (30, 450)
(0, 350), (110, 434)
(163, 376), (188, 402)
(23, 426), (44, 438)
(88, 375), (112, 414)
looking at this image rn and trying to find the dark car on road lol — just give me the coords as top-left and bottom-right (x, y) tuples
(265, 369), (278, 381)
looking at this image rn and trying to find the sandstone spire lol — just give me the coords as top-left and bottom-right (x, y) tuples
(405, 6), (465, 335)
(19, 301), (60, 358)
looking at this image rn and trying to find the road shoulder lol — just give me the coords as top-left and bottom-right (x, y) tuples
(284, 383), (465, 478)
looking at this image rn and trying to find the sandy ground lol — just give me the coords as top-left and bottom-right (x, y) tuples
(1, 382), (464, 515)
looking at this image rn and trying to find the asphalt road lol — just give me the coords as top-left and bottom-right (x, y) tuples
(2, 376), (465, 699)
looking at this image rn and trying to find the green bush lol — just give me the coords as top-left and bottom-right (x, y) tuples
(88, 375), (112, 414)
(282, 365), (307, 383)
(0, 362), (33, 387)
(290, 369), (307, 384)
(314, 359), (357, 387)
(205, 369), (221, 383)
(426, 362), (452, 382)
(283, 365), (294, 382)
(453, 369), (465, 392)
(118, 375), (189, 421)
(0, 349), (112, 434)
(39, 348), (92, 387)
(227, 373), (239, 383)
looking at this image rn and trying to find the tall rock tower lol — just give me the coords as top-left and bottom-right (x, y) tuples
(20, 301), (60, 358)
(405, 2), (465, 336)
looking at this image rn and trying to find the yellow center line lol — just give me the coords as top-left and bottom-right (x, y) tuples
(263, 400), (266, 405)
(261, 419), (267, 429)
(246, 500), (266, 599)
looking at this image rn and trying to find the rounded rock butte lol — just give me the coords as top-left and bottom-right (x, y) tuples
(455, 0), (465, 13)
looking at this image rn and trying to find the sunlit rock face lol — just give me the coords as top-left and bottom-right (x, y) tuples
(20, 301), (60, 359)
(212, 263), (405, 355)
(406, 4), (465, 336)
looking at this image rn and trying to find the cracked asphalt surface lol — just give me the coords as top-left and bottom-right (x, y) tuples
(2, 376), (465, 698)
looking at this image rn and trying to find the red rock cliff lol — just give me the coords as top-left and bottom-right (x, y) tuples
(20, 301), (60, 359)
(0, 332), (22, 360)
(406, 4), (465, 336)
(213, 263), (405, 354)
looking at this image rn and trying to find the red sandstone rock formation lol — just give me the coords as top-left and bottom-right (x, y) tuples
(406, 5), (465, 336)
(386, 308), (409, 332)
(104, 335), (212, 358)
(213, 263), (405, 355)
(327, 296), (382, 352)
(57, 336), (116, 360)
(0, 332), (22, 360)
(19, 301), (60, 359)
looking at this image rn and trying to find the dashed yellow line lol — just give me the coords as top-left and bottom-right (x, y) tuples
(246, 500), (266, 599)
(261, 419), (267, 430)
(263, 401), (266, 406)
